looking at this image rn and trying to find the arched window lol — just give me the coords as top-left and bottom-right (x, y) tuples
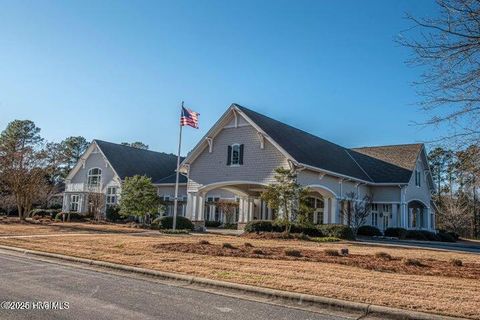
(87, 168), (102, 186)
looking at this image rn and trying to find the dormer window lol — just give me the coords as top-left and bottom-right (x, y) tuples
(227, 144), (244, 166)
(87, 168), (102, 186)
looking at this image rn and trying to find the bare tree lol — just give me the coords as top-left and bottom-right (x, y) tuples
(216, 200), (238, 224)
(86, 192), (106, 221)
(341, 192), (373, 237)
(438, 195), (472, 235)
(399, 0), (480, 147)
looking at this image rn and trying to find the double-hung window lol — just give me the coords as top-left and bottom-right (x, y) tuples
(87, 168), (102, 187)
(70, 195), (80, 212)
(106, 187), (117, 206)
(371, 203), (378, 227)
(227, 144), (244, 166)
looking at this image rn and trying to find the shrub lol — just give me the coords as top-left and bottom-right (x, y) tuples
(284, 249), (302, 257)
(357, 225), (382, 237)
(54, 212), (64, 222)
(198, 240), (210, 245)
(244, 242), (254, 248)
(384, 227), (407, 239)
(375, 252), (392, 260)
(222, 243), (236, 249)
(157, 216), (194, 231)
(160, 229), (190, 234)
(340, 248), (349, 256)
(252, 249), (264, 255)
(106, 206), (121, 222)
(311, 236), (341, 242)
(324, 249), (340, 256)
(438, 232), (456, 242)
(223, 223), (238, 230)
(30, 209), (60, 218)
(317, 224), (355, 240)
(205, 220), (222, 228)
(405, 230), (440, 241)
(450, 258), (463, 267)
(403, 258), (423, 267)
(244, 220), (273, 233)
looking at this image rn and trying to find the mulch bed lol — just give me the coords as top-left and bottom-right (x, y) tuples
(153, 242), (480, 279)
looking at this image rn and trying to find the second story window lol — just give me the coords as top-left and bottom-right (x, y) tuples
(87, 168), (102, 186)
(227, 144), (244, 166)
(415, 170), (421, 187)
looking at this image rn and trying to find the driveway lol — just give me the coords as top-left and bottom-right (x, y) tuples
(0, 251), (358, 320)
(358, 237), (480, 254)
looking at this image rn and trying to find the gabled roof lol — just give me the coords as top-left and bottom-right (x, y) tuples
(351, 144), (423, 171)
(234, 104), (423, 184)
(94, 140), (186, 184)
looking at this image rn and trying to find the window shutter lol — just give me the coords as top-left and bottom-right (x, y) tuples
(227, 145), (232, 165)
(239, 144), (244, 165)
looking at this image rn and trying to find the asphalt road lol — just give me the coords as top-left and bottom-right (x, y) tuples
(0, 252), (355, 320)
(358, 238), (480, 254)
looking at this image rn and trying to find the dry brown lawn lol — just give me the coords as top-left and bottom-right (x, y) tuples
(0, 225), (479, 319)
(0, 220), (142, 236)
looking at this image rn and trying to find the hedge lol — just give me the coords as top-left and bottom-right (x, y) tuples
(154, 216), (194, 230)
(357, 225), (382, 237)
(244, 221), (355, 240)
(205, 220), (222, 228)
(317, 224), (355, 240)
(384, 227), (407, 239)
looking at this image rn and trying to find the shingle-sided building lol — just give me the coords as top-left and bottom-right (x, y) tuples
(63, 140), (187, 217)
(63, 104), (435, 231)
(180, 104), (435, 231)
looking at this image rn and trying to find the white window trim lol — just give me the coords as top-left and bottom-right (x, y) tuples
(87, 167), (102, 186)
(230, 143), (241, 166)
(70, 194), (80, 212)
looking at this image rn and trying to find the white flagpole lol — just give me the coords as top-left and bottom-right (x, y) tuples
(172, 101), (184, 231)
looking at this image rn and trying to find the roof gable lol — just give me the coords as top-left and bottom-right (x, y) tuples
(95, 140), (186, 184)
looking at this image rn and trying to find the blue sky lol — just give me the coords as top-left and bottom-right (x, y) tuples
(0, 0), (441, 155)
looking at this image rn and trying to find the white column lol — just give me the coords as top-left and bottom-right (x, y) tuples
(425, 207), (430, 230)
(185, 193), (195, 220)
(238, 198), (244, 223)
(248, 198), (254, 221)
(262, 201), (267, 220)
(324, 198), (331, 224)
(267, 207), (272, 220)
(197, 193), (205, 221)
(331, 198), (339, 224)
(391, 204), (398, 227)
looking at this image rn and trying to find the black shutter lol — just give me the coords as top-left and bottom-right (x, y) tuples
(239, 144), (244, 165)
(227, 145), (232, 165)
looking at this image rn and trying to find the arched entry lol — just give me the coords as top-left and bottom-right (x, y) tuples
(186, 181), (269, 228)
(307, 185), (339, 224)
(408, 200), (428, 229)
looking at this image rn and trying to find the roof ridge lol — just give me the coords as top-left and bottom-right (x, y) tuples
(344, 149), (374, 182)
(352, 143), (423, 150)
(94, 139), (179, 158)
(234, 104), (348, 151)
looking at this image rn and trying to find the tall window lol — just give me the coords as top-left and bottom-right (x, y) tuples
(415, 170), (421, 187)
(87, 168), (102, 186)
(70, 195), (79, 212)
(227, 144), (244, 166)
(106, 187), (117, 206)
(371, 203), (378, 227)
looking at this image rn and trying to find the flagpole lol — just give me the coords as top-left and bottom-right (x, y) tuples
(172, 101), (184, 231)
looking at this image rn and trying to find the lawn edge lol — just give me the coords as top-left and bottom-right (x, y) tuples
(0, 244), (466, 320)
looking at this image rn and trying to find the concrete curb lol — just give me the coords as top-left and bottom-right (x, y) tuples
(0, 244), (465, 320)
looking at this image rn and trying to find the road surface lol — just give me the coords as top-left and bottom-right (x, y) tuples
(0, 251), (357, 320)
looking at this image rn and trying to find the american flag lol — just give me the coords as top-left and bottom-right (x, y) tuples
(180, 106), (199, 128)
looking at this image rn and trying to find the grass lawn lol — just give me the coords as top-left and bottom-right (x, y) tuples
(0, 222), (479, 319)
(0, 219), (143, 235)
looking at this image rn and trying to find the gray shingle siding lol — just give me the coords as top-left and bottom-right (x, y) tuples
(187, 124), (289, 192)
